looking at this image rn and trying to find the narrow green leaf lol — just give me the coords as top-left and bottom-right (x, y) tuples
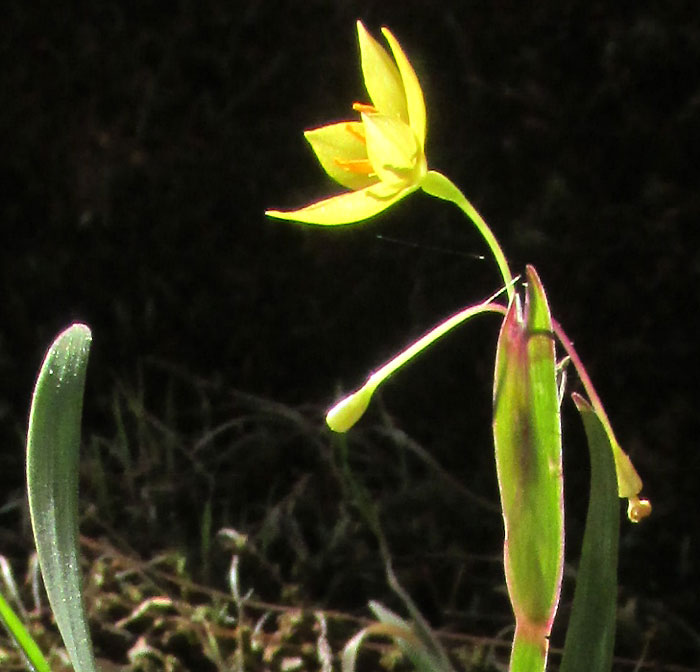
(493, 266), (563, 671)
(341, 602), (453, 672)
(369, 602), (452, 672)
(26, 324), (98, 672)
(560, 394), (620, 672)
(0, 591), (51, 672)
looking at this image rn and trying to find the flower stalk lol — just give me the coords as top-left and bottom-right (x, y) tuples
(327, 285), (512, 432)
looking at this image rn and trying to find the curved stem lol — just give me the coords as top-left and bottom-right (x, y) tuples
(367, 303), (506, 389)
(421, 171), (514, 303)
(552, 318), (647, 510)
(327, 287), (511, 432)
(551, 319), (616, 442)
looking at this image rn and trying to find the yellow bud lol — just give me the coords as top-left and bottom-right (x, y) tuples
(326, 386), (374, 433)
(627, 496), (652, 523)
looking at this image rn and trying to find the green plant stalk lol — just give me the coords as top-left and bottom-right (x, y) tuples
(551, 319), (648, 519)
(421, 170), (515, 304)
(26, 324), (98, 672)
(327, 286), (511, 432)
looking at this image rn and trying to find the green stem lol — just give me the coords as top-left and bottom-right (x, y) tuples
(510, 628), (548, 672)
(551, 319), (616, 450)
(421, 170), (514, 303)
(366, 301), (504, 389)
(327, 288), (511, 432)
(552, 318), (647, 508)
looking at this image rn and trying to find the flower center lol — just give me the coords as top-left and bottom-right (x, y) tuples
(333, 115), (376, 176)
(334, 158), (374, 175)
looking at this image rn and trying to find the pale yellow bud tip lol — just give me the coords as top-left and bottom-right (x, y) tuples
(627, 496), (652, 523)
(326, 386), (374, 433)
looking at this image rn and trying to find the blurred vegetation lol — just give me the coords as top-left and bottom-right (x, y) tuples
(1, 1), (699, 669)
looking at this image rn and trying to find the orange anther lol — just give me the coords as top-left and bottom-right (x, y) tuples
(352, 102), (378, 114)
(334, 158), (375, 175)
(345, 123), (366, 143)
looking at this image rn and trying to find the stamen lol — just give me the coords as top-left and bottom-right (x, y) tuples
(345, 123), (366, 143)
(352, 102), (378, 114)
(334, 158), (375, 175)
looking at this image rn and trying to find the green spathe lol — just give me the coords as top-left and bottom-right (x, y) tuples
(493, 266), (563, 671)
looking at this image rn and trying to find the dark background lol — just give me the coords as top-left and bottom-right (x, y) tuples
(1, 0), (699, 667)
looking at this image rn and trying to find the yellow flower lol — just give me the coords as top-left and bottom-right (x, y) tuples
(266, 21), (427, 225)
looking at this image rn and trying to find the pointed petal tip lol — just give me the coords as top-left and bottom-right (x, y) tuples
(379, 25), (427, 150)
(265, 209), (292, 220)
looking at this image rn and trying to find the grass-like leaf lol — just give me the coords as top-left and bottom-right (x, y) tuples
(0, 591), (51, 672)
(560, 394), (620, 672)
(26, 324), (98, 672)
(342, 601), (453, 672)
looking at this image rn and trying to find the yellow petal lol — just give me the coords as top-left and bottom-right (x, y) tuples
(266, 183), (413, 226)
(304, 122), (376, 191)
(356, 21), (408, 123)
(611, 439), (643, 499)
(362, 113), (422, 187)
(382, 27), (426, 151)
